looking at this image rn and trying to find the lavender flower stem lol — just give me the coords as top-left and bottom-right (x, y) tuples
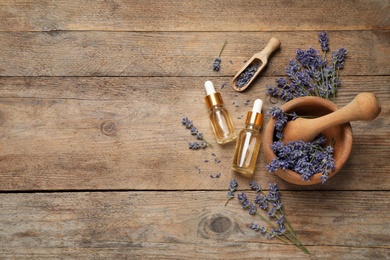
(225, 198), (232, 207)
(279, 208), (296, 236)
(256, 212), (308, 254)
(218, 40), (227, 58)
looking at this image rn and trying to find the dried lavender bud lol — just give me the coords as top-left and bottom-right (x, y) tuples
(212, 57), (221, 71)
(332, 48), (347, 69)
(250, 223), (260, 231)
(248, 203), (257, 215)
(229, 179), (238, 191)
(181, 117), (188, 125)
(190, 127), (198, 135)
(267, 86), (279, 97)
(237, 192), (248, 203)
(249, 181), (261, 192)
(260, 226), (267, 234)
(185, 120), (193, 129)
(235, 63), (260, 89)
(225, 179), (238, 206)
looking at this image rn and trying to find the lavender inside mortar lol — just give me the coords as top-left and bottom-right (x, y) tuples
(266, 108), (335, 184)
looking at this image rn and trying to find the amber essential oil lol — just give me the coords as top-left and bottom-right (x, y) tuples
(232, 99), (264, 176)
(204, 81), (236, 144)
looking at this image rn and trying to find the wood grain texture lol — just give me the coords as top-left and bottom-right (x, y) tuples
(0, 0), (389, 32)
(0, 31), (389, 77)
(0, 191), (389, 259)
(0, 76), (388, 191)
(0, 1), (389, 258)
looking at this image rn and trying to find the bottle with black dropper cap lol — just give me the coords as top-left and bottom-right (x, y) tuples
(204, 80), (236, 144)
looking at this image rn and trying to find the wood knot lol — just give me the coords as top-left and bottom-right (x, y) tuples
(100, 121), (118, 136)
(197, 212), (240, 240)
(210, 217), (232, 233)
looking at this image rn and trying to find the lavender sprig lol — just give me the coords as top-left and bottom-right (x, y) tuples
(212, 40), (227, 71)
(181, 117), (212, 149)
(225, 179), (238, 206)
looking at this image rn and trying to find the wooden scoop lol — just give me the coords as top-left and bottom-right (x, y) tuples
(232, 37), (281, 92)
(282, 92), (381, 143)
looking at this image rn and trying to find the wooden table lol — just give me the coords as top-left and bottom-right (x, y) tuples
(0, 1), (389, 258)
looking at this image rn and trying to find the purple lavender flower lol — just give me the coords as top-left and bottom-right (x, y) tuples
(249, 181), (261, 192)
(249, 203), (257, 215)
(181, 117), (188, 125)
(332, 48), (347, 69)
(277, 215), (285, 226)
(318, 32), (329, 52)
(260, 226), (267, 235)
(250, 223), (260, 231)
(237, 192), (248, 203)
(190, 127), (198, 135)
(275, 224), (287, 236)
(213, 57), (221, 71)
(267, 86), (279, 97)
(229, 179), (238, 191)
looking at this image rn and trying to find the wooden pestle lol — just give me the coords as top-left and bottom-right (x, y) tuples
(282, 92), (381, 143)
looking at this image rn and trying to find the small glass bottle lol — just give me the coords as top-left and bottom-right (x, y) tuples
(231, 99), (264, 176)
(204, 80), (236, 144)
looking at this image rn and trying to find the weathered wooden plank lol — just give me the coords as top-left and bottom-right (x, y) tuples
(0, 191), (389, 259)
(0, 0), (388, 32)
(0, 31), (389, 77)
(0, 76), (388, 191)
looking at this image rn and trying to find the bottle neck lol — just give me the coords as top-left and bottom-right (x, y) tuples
(209, 104), (223, 111)
(245, 123), (262, 131)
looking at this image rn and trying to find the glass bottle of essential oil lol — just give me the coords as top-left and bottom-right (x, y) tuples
(231, 99), (264, 176)
(204, 80), (236, 144)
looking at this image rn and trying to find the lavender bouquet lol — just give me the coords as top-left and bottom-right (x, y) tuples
(267, 32), (347, 101)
